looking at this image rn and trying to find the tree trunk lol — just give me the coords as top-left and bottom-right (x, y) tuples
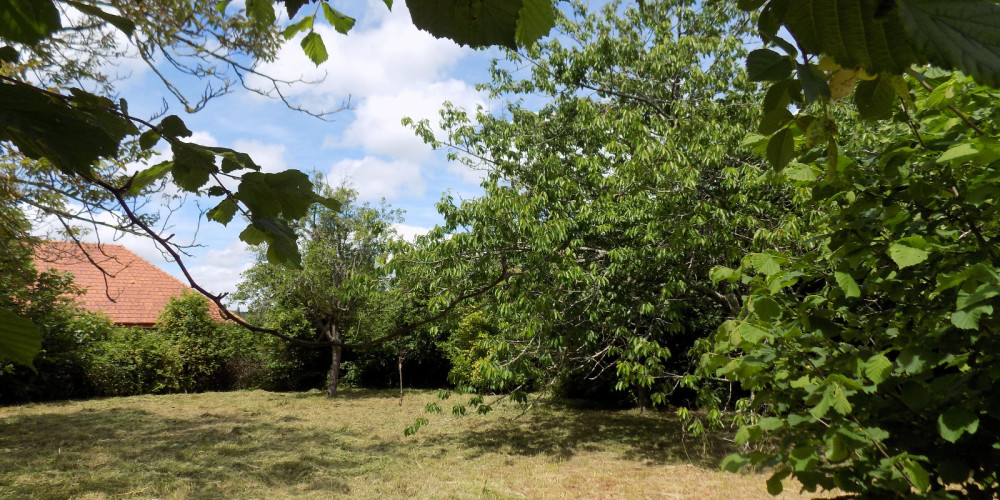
(398, 351), (404, 406)
(324, 322), (342, 397)
(636, 384), (651, 413)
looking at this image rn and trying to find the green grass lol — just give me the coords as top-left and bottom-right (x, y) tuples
(0, 389), (822, 499)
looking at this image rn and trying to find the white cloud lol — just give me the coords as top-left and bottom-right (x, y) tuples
(393, 223), (429, 242)
(328, 156), (425, 201)
(232, 139), (288, 173)
(184, 239), (253, 298)
(247, 3), (466, 108)
(337, 79), (484, 161)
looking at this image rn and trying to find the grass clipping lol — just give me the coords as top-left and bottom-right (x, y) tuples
(0, 389), (817, 499)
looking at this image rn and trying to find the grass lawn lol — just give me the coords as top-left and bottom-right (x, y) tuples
(0, 389), (824, 499)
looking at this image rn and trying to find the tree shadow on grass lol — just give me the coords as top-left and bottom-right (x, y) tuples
(448, 401), (737, 468)
(0, 408), (366, 499)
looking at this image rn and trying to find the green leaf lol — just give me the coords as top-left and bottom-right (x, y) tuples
(321, 2), (355, 34)
(128, 161), (173, 195)
(951, 304), (992, 330)
(747, 253), (781, 276)
(863, 354), (892, 384)
(237, 170), (315, 220)
(0, 45), (17, 63)
(737, 322), (770, 344)
(898, 347), (932, 374)
(0, 309), (41, 369)
(283, 0), (309, 18)
(746, 49), (794, 82)
(830, 383), (851, 415)
(938, 406), (979, 443)
(63, 0), (136, 37)
(738, 0), (767, 11)
(782, 0), (919, 75)
(824, 432), (848, 462)
(897, 0), (1000, 87)
(301, 31), (328, 65)
(171, 142), (217, 192)
(207, 198), (239, 225)
(797, 63), (831, 103)
(888, 242), (928, 269)
(282, 15), (313, 40)
(751, 296), (781, 322)
(766, 128), (795, 170)
(788, 444), (818, 472)
(158, 115), (193, 138)
(763, 78), (801, 114)
(937, 142), (980, 164)
(834, 271), (860, 298)
(720, 453), (749, 473)
(515, 0), (555, 48)
(246, 0), (276, 26)
(0, 0), (61, 45)
(244, 217), (302, 267)
(854, 74), (896, 121)
(139, 129), (161, 150)
(405, 0), (523, 49)
(902, 459), (930, 493)
(709, 266), (740, 284)
(784, 162), (817, 182)
(759, 107), (793, 136)
(0, 83), (122, 176)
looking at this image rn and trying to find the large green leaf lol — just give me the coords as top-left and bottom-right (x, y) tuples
(405, 0), (523, 49)
(0, 83), (123, 176)
(888, 242), (928, 269)
(0, 309), (41, 369)
(321, 2), (355, 35)
(863, 354), (892, 384)
(746, 49), (794, 82)
(854, 74), (897, 120)
(0, 0), (60, 45)
(766, 127), (795, 169)
(781, 0), (919, 75)
(63, 0), (135, 37)
(171, 142), (217, 192)
(897, 0), (1000, 87)
(246, 0), (276, 26)
(237, 170), (314, 220)
(938, 406), (980, 442)
(515, 0), (555, 47)
(300, 31), (328, 65)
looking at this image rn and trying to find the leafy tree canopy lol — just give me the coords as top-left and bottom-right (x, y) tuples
(0, 0), (556, 366)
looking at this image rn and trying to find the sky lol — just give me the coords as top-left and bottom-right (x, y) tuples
(53, 0), (524, 302)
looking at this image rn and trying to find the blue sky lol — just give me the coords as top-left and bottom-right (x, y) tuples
(59, 0), (527, 299)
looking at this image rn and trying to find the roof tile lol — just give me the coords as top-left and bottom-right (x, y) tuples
(33, 241), (228, 326)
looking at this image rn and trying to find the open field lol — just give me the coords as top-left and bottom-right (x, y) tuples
(0, 389), (824, 499)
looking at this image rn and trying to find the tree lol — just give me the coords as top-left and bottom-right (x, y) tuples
(236, 186), (409, 396)
(0, 0), (557, 365)
(700, 1), (1000, 498)
(406, 0), (806, 410)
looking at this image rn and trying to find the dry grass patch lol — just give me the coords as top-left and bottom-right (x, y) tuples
(1, 389), (824, 499)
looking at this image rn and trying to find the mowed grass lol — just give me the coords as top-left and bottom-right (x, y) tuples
(0, 389), (819, 499)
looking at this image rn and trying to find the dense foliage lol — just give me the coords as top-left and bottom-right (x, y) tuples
(0, 0), (557, 367)
(704, 1), (1000, 498)
(235, 186), (451, 396)
(407, 0), (803, 412)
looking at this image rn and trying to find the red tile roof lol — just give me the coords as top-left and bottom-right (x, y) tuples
(32, 241), (228, 326)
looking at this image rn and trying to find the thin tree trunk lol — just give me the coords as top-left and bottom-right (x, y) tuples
(324, 323), (342, 397)
(398, 350), (404, 406)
